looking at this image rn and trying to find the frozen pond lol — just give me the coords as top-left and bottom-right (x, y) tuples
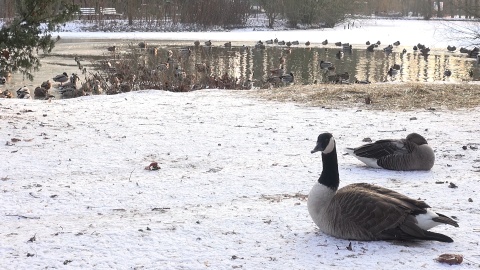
(1, 38), (479, 99)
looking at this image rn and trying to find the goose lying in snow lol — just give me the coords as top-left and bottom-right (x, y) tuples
(345, 133), (434, 171)
(308, 133), (458, 242)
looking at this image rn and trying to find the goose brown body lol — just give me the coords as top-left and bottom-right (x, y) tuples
(346, 133), (435, 171)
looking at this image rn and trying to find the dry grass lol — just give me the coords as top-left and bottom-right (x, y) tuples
(249, 82), (480, 110)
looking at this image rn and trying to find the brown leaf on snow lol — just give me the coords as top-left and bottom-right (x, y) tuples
(11, 138), (21, 142)
(436, 254), (463, 265)
(145, 162), (160, 171)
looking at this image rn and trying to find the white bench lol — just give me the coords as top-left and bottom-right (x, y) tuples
(100, 7), (122, 18)
(76, 8), (97, 19)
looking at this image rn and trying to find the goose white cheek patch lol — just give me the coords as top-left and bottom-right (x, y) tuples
(323, 138), (335, 154)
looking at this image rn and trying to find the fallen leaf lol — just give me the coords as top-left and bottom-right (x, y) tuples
(436, 254), (463, 265)
(145, 162), (160, 170)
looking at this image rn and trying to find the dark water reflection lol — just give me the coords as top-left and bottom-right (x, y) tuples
(2, 40), (480, 99)
(167, 45), (479, 86)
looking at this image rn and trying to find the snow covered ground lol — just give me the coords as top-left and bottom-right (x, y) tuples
(1, 90), (479, 269)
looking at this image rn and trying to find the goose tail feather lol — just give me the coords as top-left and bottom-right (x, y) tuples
(421, 231), (454, 243)
(433, 213), (459, 227)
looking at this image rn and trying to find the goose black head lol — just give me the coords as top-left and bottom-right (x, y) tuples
(311, 133), (335, 154)
(406, 133), (428, 145)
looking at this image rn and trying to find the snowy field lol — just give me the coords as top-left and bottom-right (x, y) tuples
(1, 90), (479, 269)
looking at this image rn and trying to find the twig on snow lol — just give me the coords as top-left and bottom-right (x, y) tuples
(6, 214), (40, 219)
(378, 128), (407, 133)
(129, 168), (135, 182)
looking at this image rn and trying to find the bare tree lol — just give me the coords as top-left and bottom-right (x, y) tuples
(258, 0), (284, 28)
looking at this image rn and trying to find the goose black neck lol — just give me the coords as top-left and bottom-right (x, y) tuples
(318, 146), (340, 190)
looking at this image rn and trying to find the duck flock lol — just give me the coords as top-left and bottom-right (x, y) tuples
(308, 132), (459, 242)
(0, 38), (473, 99)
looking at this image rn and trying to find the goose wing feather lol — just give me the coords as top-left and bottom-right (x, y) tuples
(375, 140), (420, 170)
(332, 183), (429, 239)
(352, 139), (411, 159)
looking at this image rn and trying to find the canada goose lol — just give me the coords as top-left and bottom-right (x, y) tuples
(291, 40), (299, 45)
(194, 40), (200, 47)
(366, 44), (375, 52)
(280, 72), (294, 83)
(270, 66), (285, 77)
(16, 86), (31, 99)
(337, 72), (349, 81)
(421, 47), (431, 56)
(274, 38), (278, 44)
(265, 39), (273, 45)
(334, 41), (342, 46)
(345, 133), (434, 171)
(322, 39), (328, 45)
(308, 132), (458, 242)
(342, 44), (352, 51)
(376, 40), (381, 45)
(205, 40), (212, 46)
(278, 40), (286, 46)
(179, 47), (191, 57)
(447, 45), (456, 52)
(469, 47), (479, 58)
(354, 79), (371, 84)
(286, 41), (292, 47)
(53, 72), (69, 85)
(138, 42), (147, 49)
(319, 60), (333, 69)
(1, 89), (12, 98)
(393, 40), (400, 46)
(41, 80), (52, 90)
(60, 87), (85, 99)
(366, 41), (370, 45)
(413, 45), (418, 52)
(305, 41), (310, 46)
(255, 43), (266, 49)
(387, 67), (398, 77)
(336, 50), (344, 59)
(224, 41), (232, 48)
(61, 73), (80, 89)
(383, 44), (393, 53)
(107, 46), (116, 52)
(34, 86), (48, 97)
